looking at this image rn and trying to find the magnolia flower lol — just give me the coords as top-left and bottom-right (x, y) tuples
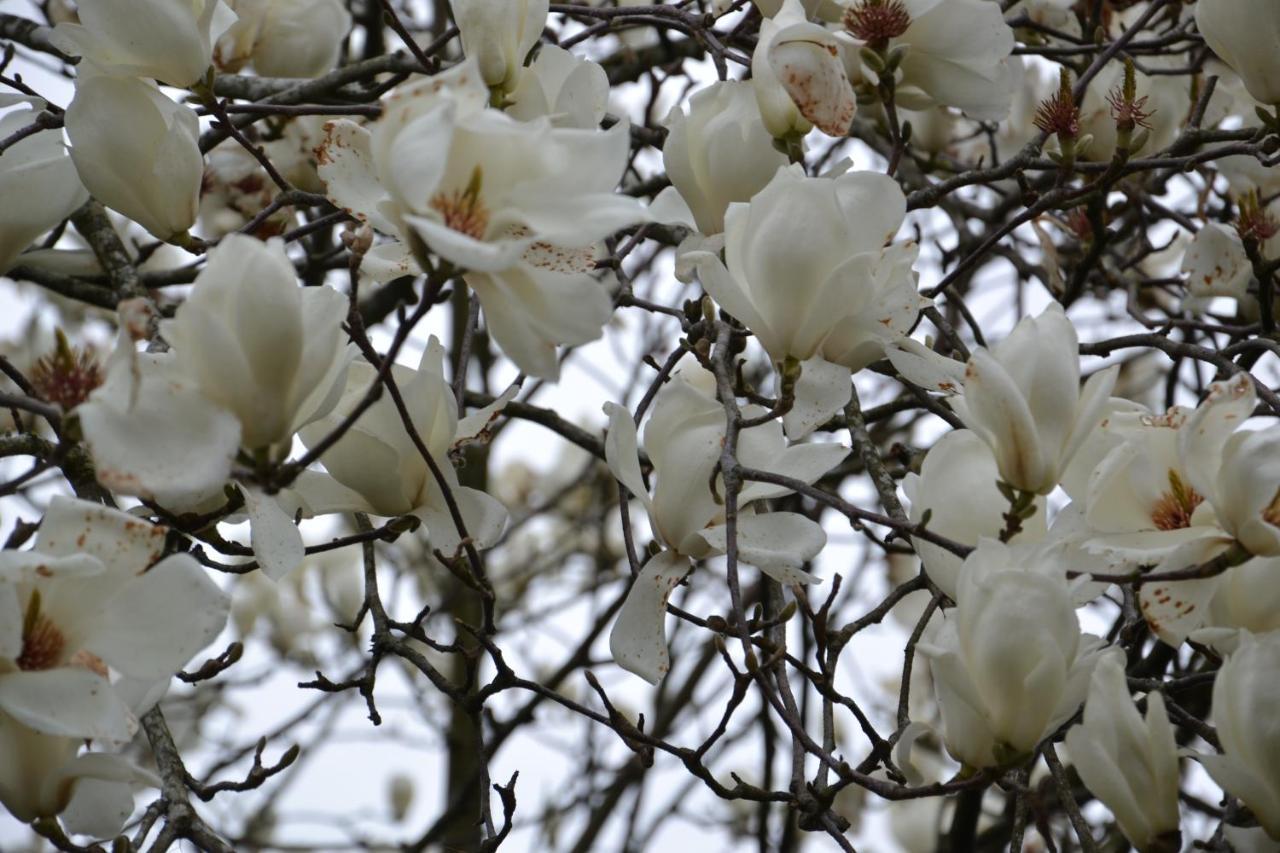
(1173, 373), (1280, 557)
(650, 81), (787, 236)
(64, 76), (203, 241)
(506, 45), (609, 129)
(51, 0), (235, 87)
(752, 0), (856, 139)
(296, 337), (511, 554)
(690, 166), (925, 437)
(79, 241), (350, 580)
(840, 0), (1016, 121)
(163, 235), (351, 453)
(1064, 655), (1181, 853)
(1082, 406), (1223, 556)
(604, 366), (847, 682)
(919, 539), (1109, 768)
(1197, 631), (1280, 839)
(895, 303), (1119, 495)
(0, 497), (227, 758)
(1196, 0), (1280, 107)
(0, 100), (87, 273)
(215, 0), (350, 78)
(901, 429), (1047, 599)
(0, 717), (158, 836)
(317, 60), (646, 379)
(452, 0), (549, 93)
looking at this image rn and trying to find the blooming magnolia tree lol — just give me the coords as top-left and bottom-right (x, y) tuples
(3, 0), (1280, 850)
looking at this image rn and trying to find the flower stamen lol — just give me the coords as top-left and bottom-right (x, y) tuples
(17, 591), (66, 671)
(1151, 469), (1204, 531)
(843, 0), (912, 51)
(428, 166), (490, 240)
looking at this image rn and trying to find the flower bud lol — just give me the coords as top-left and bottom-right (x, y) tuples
(452, 0), (549, 92)
(1064, 655), (1180, 852)
(64, 76), (203, 242)
(52, 0), (235, 88)
(1197, 631), (1280, 840)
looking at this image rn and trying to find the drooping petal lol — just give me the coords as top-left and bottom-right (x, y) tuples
(602, 402), (655, 515)
(244, 488), (306, 582)
(608, 550), (693, 684)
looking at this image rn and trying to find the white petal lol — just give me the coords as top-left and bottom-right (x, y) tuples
(609, 550), (692, 684)
(244, 488), (305, 581)
(0, 669), (135, 745)
(1139, 537), (1233, 645)
(77, 363), (241, 508)
(886, 338), (966, 394)
(603, 402), (655, 514)
(316, 119), (399, 235)
(82, 554), (229, 679)
(783, 356), (851, 439)
(698, 512), (825, 582)
(34, 496), (165, 574)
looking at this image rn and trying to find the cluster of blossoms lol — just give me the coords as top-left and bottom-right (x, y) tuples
(3, 0), (1280, 849)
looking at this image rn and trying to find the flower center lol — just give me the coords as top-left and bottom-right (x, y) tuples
(30, 330), (103, 411)
(843, 0), (912, 50)
(17, 592), (65, 672)
(1151, 469), (1203, 532)
(428, 166), (490, 240)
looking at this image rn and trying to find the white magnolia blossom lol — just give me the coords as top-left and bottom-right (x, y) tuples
(893, 303), (1119, 495)
(79, 239), (351, 579)
(162, 234), (352, 454)
(1197, 631), (1280, 840)
(841, 0), (1017, 121)
(451, 0), (549, 92)
(51, 0), (235, 87)
(1081, 406), (1223, 557)
(317, 60), (647, 379)
(0, 99), (87, 273)
(650, 80), (787, 236)
(64, 75), (204, 241)
(0, 498), (227, 829)
(1064, 655), (1181, 853)
(1175, 373), (1280, 557)
(215, 0), (351, 78)
(505, 45), (609, 129)
(901, 429), (1047, 599)
(603, 366), (847, 683)
(752, 0), (856, 139)
(297, 336), (512, 554)
(919, 539), (1110, 768)
(691, 165), (925, 438)
(0, 717), (158, 837)
(1196, 0), (1280, 107)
